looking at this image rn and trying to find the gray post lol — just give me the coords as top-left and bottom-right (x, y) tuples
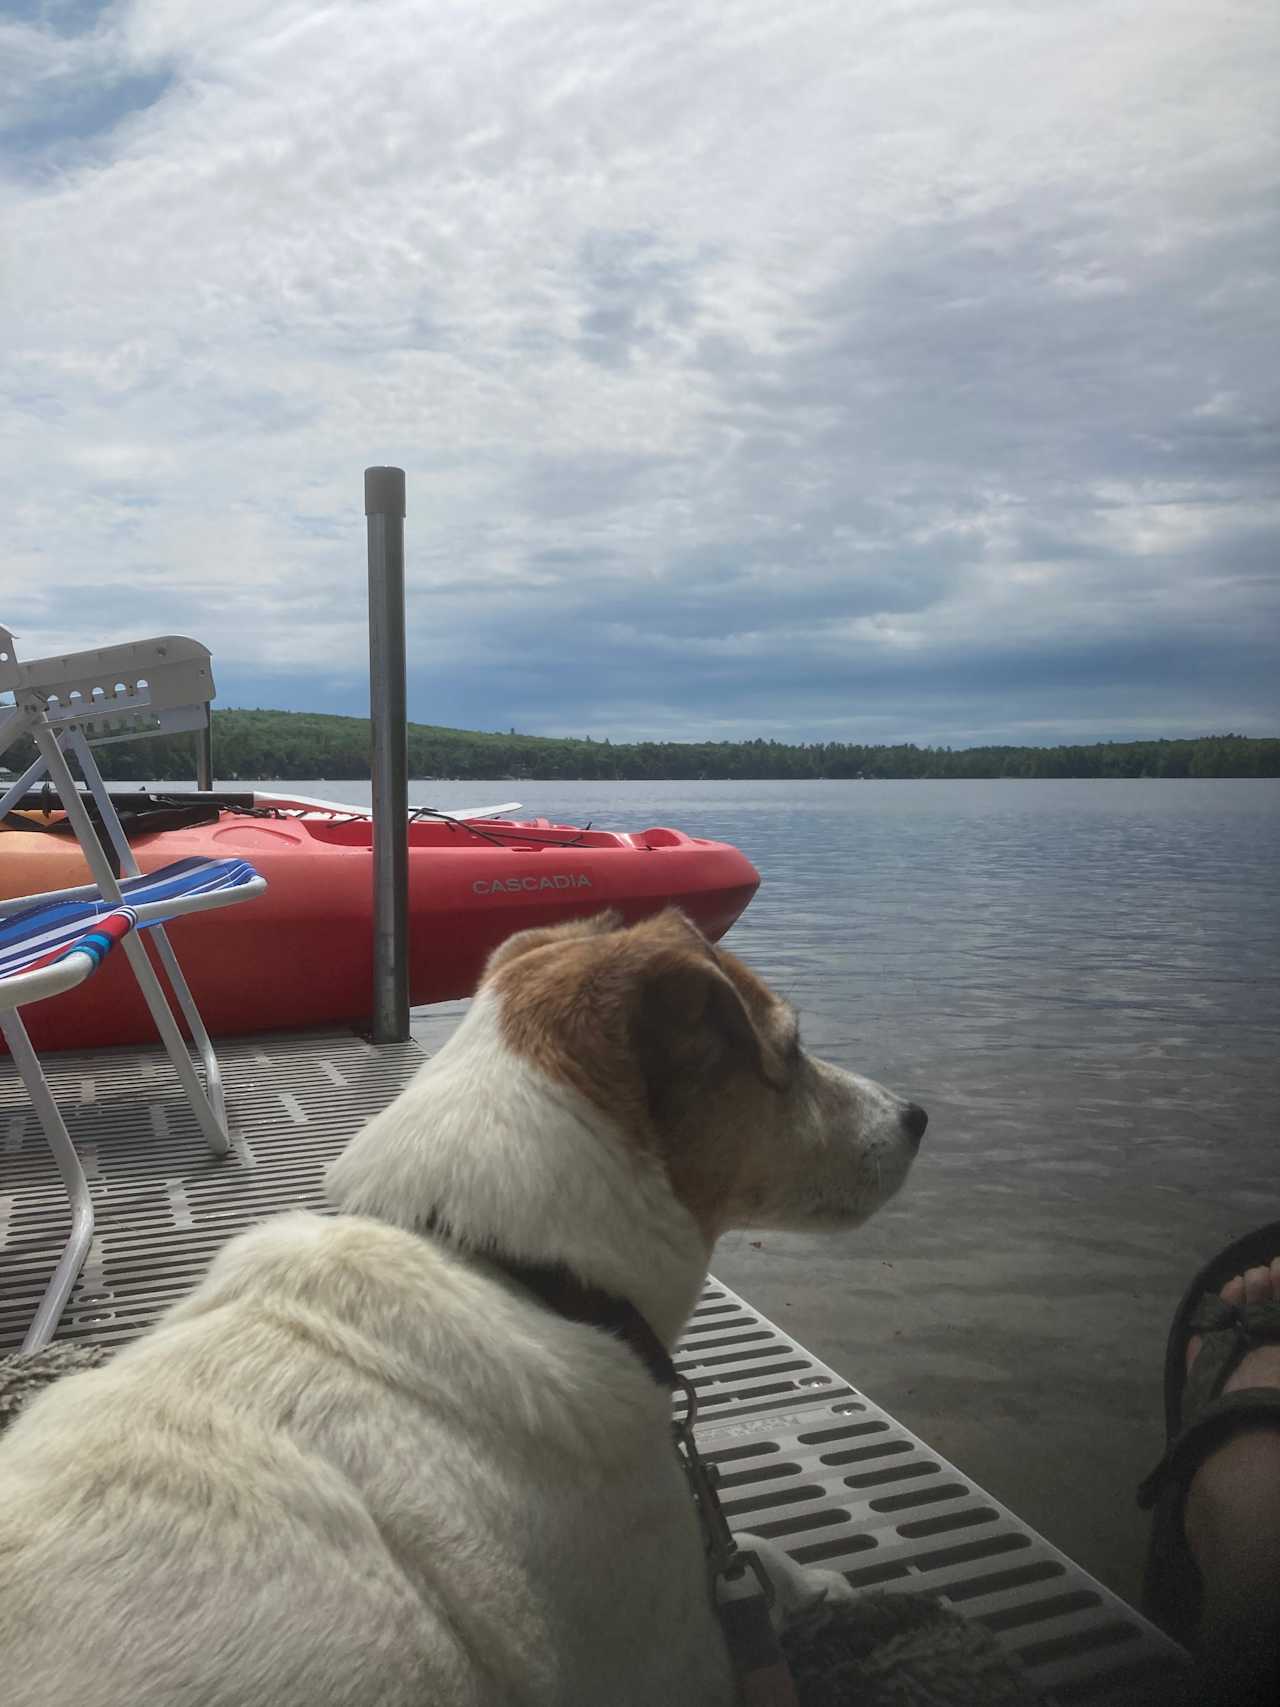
(194, 707), (213, 790)
(365, 466), (410, 1043)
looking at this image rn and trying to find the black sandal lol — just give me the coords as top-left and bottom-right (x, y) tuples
(1138, 1220), (1280, 1641)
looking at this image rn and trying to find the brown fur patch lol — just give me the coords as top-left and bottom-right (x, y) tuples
(486, 910), (797, 1244)
(482, 909), (624, 977)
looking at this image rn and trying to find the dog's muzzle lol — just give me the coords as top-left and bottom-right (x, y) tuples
(901, 1103), (928, 1149)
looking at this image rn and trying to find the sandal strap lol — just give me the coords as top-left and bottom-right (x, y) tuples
(1139, 1386), (1280, 1509)
(1181, 1296), (1280, 1418)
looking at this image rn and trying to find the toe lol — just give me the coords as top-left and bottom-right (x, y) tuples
(1186, 1323), (1203, 1375)
(1185, 1268), (1274, 1376)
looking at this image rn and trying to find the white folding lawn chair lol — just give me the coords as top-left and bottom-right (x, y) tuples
(0, 628), (266, 1350)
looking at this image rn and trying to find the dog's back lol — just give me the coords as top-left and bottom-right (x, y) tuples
(0, 1210), (721, 1706)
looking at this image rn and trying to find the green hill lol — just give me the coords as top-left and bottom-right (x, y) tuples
(22, 708), (1277, 781)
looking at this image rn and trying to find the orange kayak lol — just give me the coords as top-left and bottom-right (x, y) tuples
(0, 793), (760, 1050)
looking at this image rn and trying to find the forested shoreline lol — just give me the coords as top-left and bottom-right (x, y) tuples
(18, 708), (1274, 782)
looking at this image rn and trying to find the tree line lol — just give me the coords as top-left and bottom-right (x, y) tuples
(13, 708), (1274, 782)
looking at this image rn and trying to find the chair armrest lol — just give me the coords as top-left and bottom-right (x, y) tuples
(0, 880), (106, 917)
(132, 872), (268, 924)
(0, 950), (99, 1013)
(0, 863), (267, 925)
(0, 908), (138, 1012)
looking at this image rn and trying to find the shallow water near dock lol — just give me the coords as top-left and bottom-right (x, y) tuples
(173, 776), (1280, 1605)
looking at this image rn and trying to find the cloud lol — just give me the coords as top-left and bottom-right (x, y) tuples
(1, 0), (1276, 744)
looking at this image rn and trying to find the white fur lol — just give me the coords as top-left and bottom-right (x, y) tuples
(0, 954), (919, 1706)
(326, 991), (709, 1347)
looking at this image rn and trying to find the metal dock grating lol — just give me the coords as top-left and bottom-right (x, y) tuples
(1, 1035), (1187, 1702)
(1, 1030), (427, 1347)
(680, 1284), (1187, 1704)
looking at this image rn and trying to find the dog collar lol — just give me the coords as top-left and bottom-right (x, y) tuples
(422, 1214), (677, 1390)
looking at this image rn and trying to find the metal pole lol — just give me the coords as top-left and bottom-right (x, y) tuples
(365, 465), (410, 1042)
(194, 707), (213, 790)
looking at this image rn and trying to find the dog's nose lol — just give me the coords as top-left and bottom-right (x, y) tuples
(901, 1102), (928, 1147)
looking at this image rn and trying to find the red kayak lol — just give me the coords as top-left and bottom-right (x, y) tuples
(1, 792), (760, 1051)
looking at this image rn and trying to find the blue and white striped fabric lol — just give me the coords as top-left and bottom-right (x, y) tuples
(115, 855), (260, 914)
(0, 857), (260, 984)
(0, 907), (139, 982)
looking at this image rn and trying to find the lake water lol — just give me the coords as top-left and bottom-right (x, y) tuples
(179, 775), (1280, 1599)
(241, 776), (1279, 1205)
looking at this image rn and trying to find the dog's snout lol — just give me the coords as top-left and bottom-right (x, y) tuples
(900, 1102), (928, 1147)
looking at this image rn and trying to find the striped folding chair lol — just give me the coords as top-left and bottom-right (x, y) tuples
(1, 861), (266, 1351)
(0, 629), (267, 1350)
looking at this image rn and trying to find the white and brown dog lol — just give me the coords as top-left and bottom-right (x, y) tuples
(0, 909), (926, 1706)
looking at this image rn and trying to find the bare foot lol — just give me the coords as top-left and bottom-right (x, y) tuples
(1181, 1257), (1280, 1635)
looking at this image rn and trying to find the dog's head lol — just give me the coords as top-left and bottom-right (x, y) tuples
(480, 909), (925, 1245)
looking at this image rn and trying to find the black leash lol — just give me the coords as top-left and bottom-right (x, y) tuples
(422, 1213), (798, 1704)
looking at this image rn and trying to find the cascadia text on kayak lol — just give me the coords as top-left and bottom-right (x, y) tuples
(471, 875), (594, 894)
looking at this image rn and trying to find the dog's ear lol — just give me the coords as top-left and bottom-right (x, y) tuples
(632, 944), (788, 1114)
(483, 909), (623, 979)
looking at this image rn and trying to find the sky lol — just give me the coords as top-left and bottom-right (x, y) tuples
(2, 0), (1277, 748)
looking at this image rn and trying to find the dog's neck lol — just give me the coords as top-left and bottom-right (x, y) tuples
(324, 990), (710, 1349)
(420, 1211), (678, 1388)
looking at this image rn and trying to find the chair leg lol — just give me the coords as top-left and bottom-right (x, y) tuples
(118, 933), (231, 1157)
(58, 726), (233, 1155)
(147, 927), (228, 1131)
(0, 1011), (95, 1354)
